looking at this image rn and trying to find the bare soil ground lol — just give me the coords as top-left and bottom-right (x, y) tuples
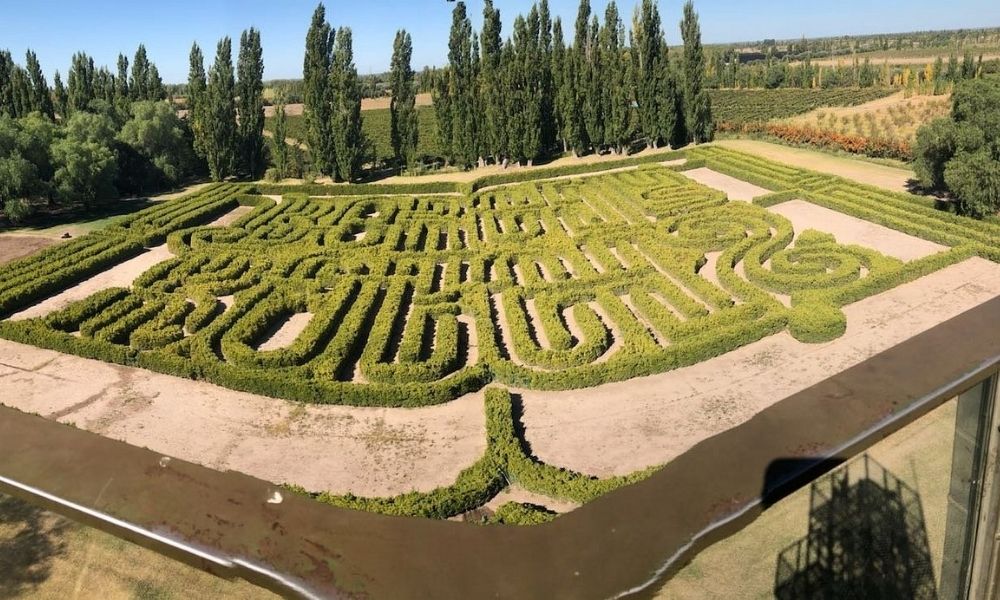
(768, 199), (948, 261)
(680, 167), (771, 201)
(9, 245), (175, 321)
(206, 205), (253, 227)
(255, 312), (313, 351)
(517, 257), (1000, 477)
(656, 398), (956, 599)
(0, 344), (487, 496)
(712, 139), (916, 192)
(0, 235), (58, 264)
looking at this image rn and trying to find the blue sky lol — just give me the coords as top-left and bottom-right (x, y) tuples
(3, 0), (999, 84)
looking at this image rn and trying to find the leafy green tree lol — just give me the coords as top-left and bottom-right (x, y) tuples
(118, 100), (194, 189)
(389, 29), (418, 169)
(0, 116), (44, 222)
(537, 0), (555, 153)
(570, 0), (592, 154)
(944, 150), (1000, 218)
(24, 50), (53, 119)
(204, 37), (237, 181)
(187, 43), (208, 161)
(303, 3), (335, 175)
(680, 0), (712, 143)
(237, 28), (266, 178)
(631, 0), (672, 148)
(583, 14), (604, 151)
(330, 27), (364, 181)
(52, 111), (118, 208)
(915, 78), (1000, 217)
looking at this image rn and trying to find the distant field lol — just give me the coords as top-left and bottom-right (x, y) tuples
(785, 92), (951, 145)
(265, 106), (440, 162)
(709, 88), (896, 124)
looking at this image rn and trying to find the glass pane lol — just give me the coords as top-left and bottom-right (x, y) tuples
(656, 378), (996, 600)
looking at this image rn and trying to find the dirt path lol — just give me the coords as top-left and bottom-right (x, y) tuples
(0, 235), (59, 265)
(517, 257), (1000, 477)
(712, 139), (917, 193)
(0, 343), (488, 497)
(681, 167), (771, 201)
(206, 205), (253, 227)
(9, 245), (175, 321)
(255, 313), (313, 351)
(768, 199), (947, 261)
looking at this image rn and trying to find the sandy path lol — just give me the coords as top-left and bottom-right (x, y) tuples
(0, 343), (487, 497)
(518, 257), (1000, 477)
(255, 312), (313, 352)
(456, 314), (479, 366)
(681, 167), (771, 201)
(206, 205), (253, 227)
(483, 485), (581, 514)
(524, 298), (552, 350)
(712, 139), (916, 193)
(8, 245), (175, 321)
(768, 199), (947, 262)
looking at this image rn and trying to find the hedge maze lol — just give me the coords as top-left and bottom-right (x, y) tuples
(2, 148), (997, 520)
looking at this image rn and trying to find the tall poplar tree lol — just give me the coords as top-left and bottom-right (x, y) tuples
(571, 0), (592, 154)
(538, 0), (556, 152)
(602, 3), (630, 154)
(552, 18), (573, 153)
(631, 0), (674, 148)
(432, 67), (453, 164)
(204, 37), (237, 181)
(67, 52), (96, 113)
(115, 54), (130, 116)
(24, 50), (54, 119)
(389, 29), (418, 169)
(130, 45), (151, 101)
(237, 28), (266, 178)
(330, 28), (364, 181)
(52, 71), (67, 118)
(680, 0), (713, 143)
(303, 3), (335, 175)
(446, 2), (476, 168)
(479, 0), (503, 163)
(271, 96), (288, 178)
(187, 43), (208, 160)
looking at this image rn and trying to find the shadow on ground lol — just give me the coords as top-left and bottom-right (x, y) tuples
(773, 454), (937, 600)
(0, 494), (68, 599)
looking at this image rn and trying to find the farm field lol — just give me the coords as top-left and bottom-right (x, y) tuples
(264, 105), (439, 161)
(709, 88), (895, 125)
(1, 146), (999, 524)
(784, 91), (951, 145)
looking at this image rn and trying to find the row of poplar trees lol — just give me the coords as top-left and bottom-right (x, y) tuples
(432, 0), (713, 169)
(0, 45), (165, 121)
(187, 30), (267, 181)
(303, 4), (366, 182)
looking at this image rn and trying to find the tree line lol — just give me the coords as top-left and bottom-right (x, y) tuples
(706, 49), (992, 92)
(299, 0), (714, 175)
